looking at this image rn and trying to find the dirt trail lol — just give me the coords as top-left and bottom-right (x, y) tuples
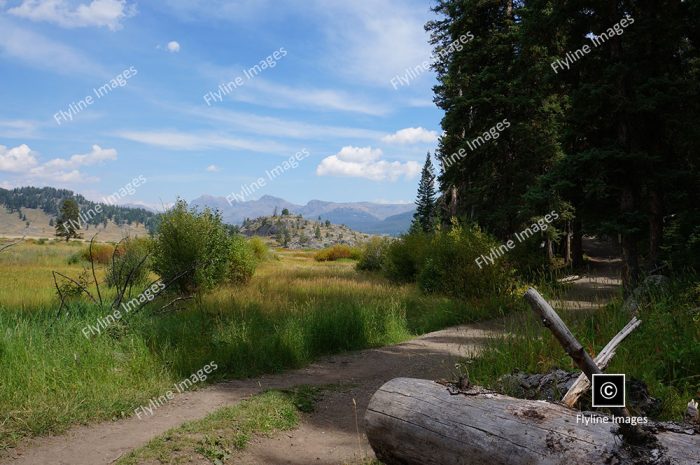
(3, 237), (620, 465)
(2, 321), (504, 465)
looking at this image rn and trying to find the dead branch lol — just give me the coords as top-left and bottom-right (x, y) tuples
(52, 271), (100, 306)
(523, 288), (632, 419)
(563, 316), (641, 407)
(0, 237), (24, 253)
(88, 234), (103, 306)
(52, 270), (66, 319)
(158, 296), (195, 312)
(112, 252), (151, 310)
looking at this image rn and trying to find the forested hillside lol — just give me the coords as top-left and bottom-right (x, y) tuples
(0, 186), (158, 233)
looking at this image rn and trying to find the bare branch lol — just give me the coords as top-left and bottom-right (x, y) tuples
(53, 271), (100, 306)
(0, 237), (24, 253)
(562, 317), (641, 407)
(89, 234), (103, 306)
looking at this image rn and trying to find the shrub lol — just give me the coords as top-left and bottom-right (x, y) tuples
(416, 223), (516, 299)
(382, 231), (430, 282)
(314, 244), (360, 262)
(248, 236), (270, 262)
(152, 200), (230, 295)
(105, 237), (152, 291)
(228, 235), (258, 284)
(79, 243), (115, 265)
(356, 237), (391, 271)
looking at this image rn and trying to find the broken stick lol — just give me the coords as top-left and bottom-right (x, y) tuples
(523, 288), (632, 418)
(562, 316), (641, 407)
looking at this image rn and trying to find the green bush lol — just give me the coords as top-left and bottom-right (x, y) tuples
(356, 237), (391, 271)
(105, 237), (152, 291)
(228, 236), (257, 284)
(314, 244), (360, 262)
(248, 236), (270, 262)
(152, 200), (230, 295)
(416, 223), (516, 299)
(382, 231), (430, 282)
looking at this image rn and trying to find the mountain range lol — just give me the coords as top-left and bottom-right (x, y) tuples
(191, 195), (415, 235)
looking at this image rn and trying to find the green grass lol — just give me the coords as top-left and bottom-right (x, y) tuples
(469, 278), (700, 420)
(0, 242), (515, 449)
(116, 387), (318, 465)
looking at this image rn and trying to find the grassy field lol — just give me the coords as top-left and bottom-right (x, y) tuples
(0, 239), (515, 449)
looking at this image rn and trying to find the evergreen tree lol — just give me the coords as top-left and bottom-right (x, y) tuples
(412, 153), (437, 233)
(55, 199), (82, 241)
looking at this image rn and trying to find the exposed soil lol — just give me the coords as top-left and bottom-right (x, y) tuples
(1, 237), (620, 465)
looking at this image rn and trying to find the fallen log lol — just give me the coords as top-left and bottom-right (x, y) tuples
(365, 378), (699, 465)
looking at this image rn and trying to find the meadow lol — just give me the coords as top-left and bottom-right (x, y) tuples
(0, 239), (514, 449)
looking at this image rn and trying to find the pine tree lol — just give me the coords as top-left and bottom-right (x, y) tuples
(412, 153), (437, 233)
(55, 198), (82, 241)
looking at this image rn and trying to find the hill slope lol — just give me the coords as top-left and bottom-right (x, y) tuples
(240, 214), (370, 249)
(0, 186), (155, 240)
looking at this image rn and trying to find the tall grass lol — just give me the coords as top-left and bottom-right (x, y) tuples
(0, 244), (512, 448)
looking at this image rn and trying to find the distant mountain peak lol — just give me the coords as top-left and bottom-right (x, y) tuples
(190, 194), (415, 235)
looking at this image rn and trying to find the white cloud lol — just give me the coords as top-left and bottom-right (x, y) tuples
(8, 0), (137, 30)
(0, 144), (38, 172)
(40, 144), (117, 170)
(230, 79), (389, 116)
(116, 130), (289, 153)
(316, 1), (433, 87)
(0, 16), (105, 76)
(206, 164), (219, 172)
(316, 146), (420, 181)
(167, 40), (180, 52)
(184, 106), (384, 141)
(0, 143), (116, 183)
(382, 127), (438, 144)
(0, 119), (40, 139)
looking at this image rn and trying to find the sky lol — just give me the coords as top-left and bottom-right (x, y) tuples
(0, 0), (443, 208)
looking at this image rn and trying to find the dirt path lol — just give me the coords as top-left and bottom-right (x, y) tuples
(2, 321), (504, 465)
(3, 237), (620, 465)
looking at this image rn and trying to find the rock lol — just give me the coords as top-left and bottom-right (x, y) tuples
(497, 369), (578, 401)
(498, 371), (662, 417)
(622, 275), (671, 314)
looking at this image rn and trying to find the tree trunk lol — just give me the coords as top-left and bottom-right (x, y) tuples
(648, 189), (663, 272)
(562, 220), (572, 265)
(365, 378), (699, 465)
(620, 186), (640, 295)
(571, 217), (584, 268)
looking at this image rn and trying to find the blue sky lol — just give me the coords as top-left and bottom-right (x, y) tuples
(0, 0), (443, 208)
